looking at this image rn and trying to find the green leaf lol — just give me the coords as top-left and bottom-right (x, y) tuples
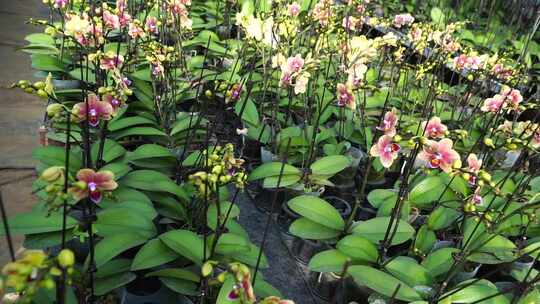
(262, 174), (301, 188)
(414, 225), (436, 254)
(442, 280), (509, 304)
(160, 230), (207, 265)
(1, 211), (77, 235)
(100, 162), (131, 179)
(131, 238), (179, 271)
(427, 207), (460, 230)
(111, 127), (167, 139)
(248, 162), (300, 181)
(170, 113), (208, 136)
(336, 235), (378, 263)
(430, 7), (446, 24)
(385, 256), (432, 287)
(367, 189), (397, 209)
(287, 195), (345, 230)
(127, 144), (175, 161)
(94, 233), (147, 268)
(31, 54), (64, 72)
(95, 259), (132, 279)
(95, 272), (136, 296)
(310, 155), (350, 176)
(146, 268), (199, 282)
(308, 249), (349, 273)
(91, 139), (126, 164)
(215, 233), (250, 255)
(122, 170), (188, 200)
(95, 207), (156, 238)
(207, 201), (240, 230)
(348, 265), (422, 302)
(227, 243), (269, 268)
(409, 176), (456, 207)
(352, 217), (415, 245)
(289, 218), (340, 240)
(235, 98), (259, 126)
(25, 33), (55, 45)
(422, 247), (460, 278)
(160, 277), (199, 295)
(32, 146), (82, 172)
(108, 116), (156, 131)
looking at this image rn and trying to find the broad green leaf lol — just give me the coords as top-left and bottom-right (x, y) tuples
(428, 207), (460, 230)
(430, 7), (446, 24)
(248, 162), (300, 181)
(422, 247), (460, 278)
(146, 268), (199, 282)
(1, 211), (77, 235)
(160, 277), (199, 296)
(94, 233), (147, 268)
(352, 217), (415, 245)
(127, 144), (175, 161)
(25, 33), (55, 45)
(348, 265), (422, 302)
(32, 146), (82, 172)
(235, 98), (259, 126)
(91, 139), (126, 164)
(95, 259), (131, 279)
(31, 54), (64, 72)
(310, 155), (350, 176)
(414, 225), (436, 254)
(95, 207), (156, 238)
(287, 195), (345, 230)
(122, 170), (188, 200)
(367, 189), (397, 209)
(409, 176), (456, 207)
(108, 116), (156, 131)
(95, 272), (136, 296)
(207, 201), (240, 230)
(131, 239), (179, 271)
(289, 218), (340, 240)
(442, 280), (509, 304)
(160, 229), (207, 265)
(215, 233), (250, 255)
(227, 243), (269, 268)
(337, 235), (378, 263)
(262, 174), (301, 188)
(308, 249), (349, 273)
(385, 256), (433, 287)
(111, 127), (167, 139)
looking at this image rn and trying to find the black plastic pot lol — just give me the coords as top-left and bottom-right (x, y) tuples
(119, 276), (193, 304)
(308, 271), (343, 302)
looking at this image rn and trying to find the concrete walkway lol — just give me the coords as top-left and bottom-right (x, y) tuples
(0, 0), (47, 266)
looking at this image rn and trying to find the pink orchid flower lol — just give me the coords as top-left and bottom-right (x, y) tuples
(342, 16), (361, 31)
(377, 109), (398, 137)
(288, 2), (301, 17)
(70, 169), (117, 203)
(128, 22), (145, 39)
(103, 10), (120, 30)
(421, 117), (447, 138)
(100, 53), (124, 70)
(103, 94), (122, 112)
(54, 0), (68, 9)
(336, 83), (356, 109)
(467, 153), (482, 173)
(286, 54), (304, 73)
(501, 87), (522, 110)
(145, 16), (159, 34)
(481, 94), (506, 113)
(370, 135), (400, 168)
(393, 13), (414, 28)
(419, 138), (461, 173)
(72, 94), (114, 127)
